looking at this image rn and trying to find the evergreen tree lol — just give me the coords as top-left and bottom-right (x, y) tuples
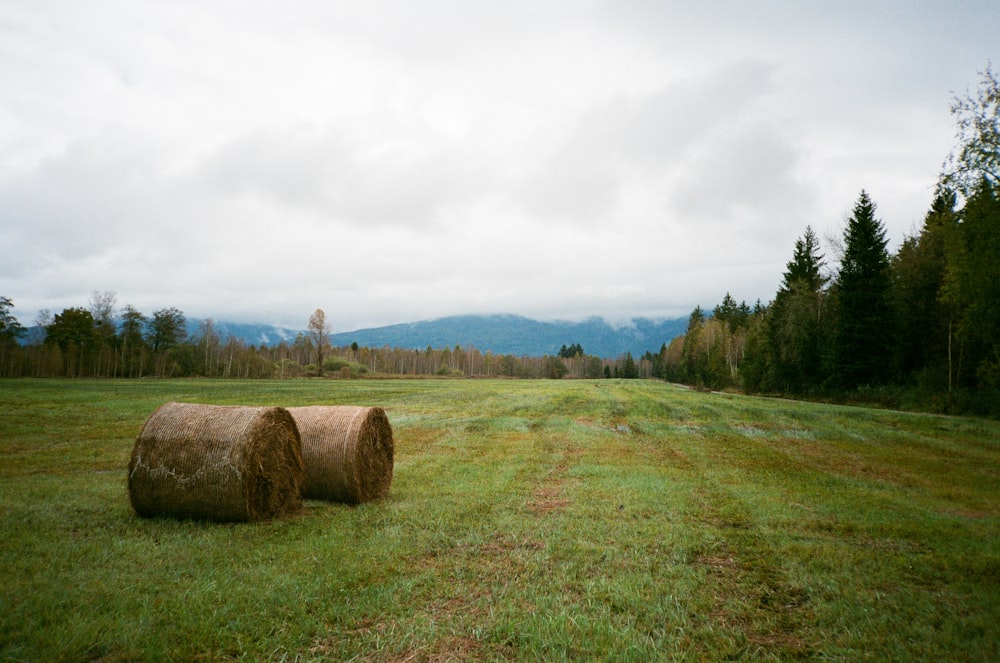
(782, 226), (827, 292)
(558, 343), (584, 359)
(652, 343), (668, 379)
(544, 356), (569, 379)
(739, 306), (771, 393)
(891, 189), (955, 387)
(833, 191), (893, 388)
(712, 293), (751, 330)
(944, 179), (1000, 396)
(767, 227), (829, 392)
(680, 306), (705, 384)
(620, 352), (638, 379)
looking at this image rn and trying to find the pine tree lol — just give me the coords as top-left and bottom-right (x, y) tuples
(890, 189), (955, 387)
(833, 191), (893, 388)
(945, 179), (1000, 394)
(712, 293), (751, 330)
(791, 228), (825, 287)
(680, 306), (705, 385)
(620, 352), (638, 379)
(767, 227), (828, 392)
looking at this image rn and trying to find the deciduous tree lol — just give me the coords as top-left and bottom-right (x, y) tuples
(45, 308), (98, 352)
(45, 307), (100, 376)
(0, 297), (25, 345)
(0, 297), (26, 375)
(308, 309), (330, 376)
(146, 308), (187, 353)
(942, 63), (999, 196)
(146, 307), (187, 376)
(88, 291), (117, 334)
(119, 305), (148, 377)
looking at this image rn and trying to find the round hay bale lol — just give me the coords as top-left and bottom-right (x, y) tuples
(128, 402), (304, 521)
(287, 406), (394, 503)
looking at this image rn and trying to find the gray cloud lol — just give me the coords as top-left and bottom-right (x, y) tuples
(197, 125), (493, 228)
(516, 60), (781, 225)
(0, 1), (995, 331)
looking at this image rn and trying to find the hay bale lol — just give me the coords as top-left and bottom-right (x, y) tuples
(128, 402), (304, 521)
(287, 406), (394, 503)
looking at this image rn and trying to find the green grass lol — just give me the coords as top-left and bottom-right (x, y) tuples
(1, 378), (998, 661)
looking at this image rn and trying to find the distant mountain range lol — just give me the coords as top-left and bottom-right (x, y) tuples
(198, 314), (688, 359)
(23, 313), (688, 358)
(189, 320), (302, 347)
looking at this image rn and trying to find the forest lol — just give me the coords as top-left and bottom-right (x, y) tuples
(1, 67), (997, 414)
(657, 67), (1000, 416)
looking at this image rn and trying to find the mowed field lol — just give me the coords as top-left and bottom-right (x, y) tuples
(1, 378), (998, 662)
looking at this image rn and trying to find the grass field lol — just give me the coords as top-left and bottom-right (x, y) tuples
(1, 378), (998, 661)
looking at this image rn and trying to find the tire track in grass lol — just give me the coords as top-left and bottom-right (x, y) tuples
(686, 471), (819, 659)
(526, 459), (574, 516)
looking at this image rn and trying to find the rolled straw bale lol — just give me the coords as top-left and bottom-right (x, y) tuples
(286, 406), (394, 503)
(128, 402), (304, 521)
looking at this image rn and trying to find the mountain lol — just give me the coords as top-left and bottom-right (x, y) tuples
(20, 320), (305, 348)
(198, 314), (689, 358)
(188, 320), (303, 347)
(24, 313), (688, 358)
(326, 314), (687, 358)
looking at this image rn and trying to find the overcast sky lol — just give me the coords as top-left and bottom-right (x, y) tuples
(1, 1), (996, 332)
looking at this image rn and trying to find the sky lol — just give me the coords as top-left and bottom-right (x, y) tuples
(1, 1), (997, 332)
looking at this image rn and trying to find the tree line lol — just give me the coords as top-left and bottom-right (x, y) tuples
(655, 66), (1000, 416)
(0, 297), (649, 380)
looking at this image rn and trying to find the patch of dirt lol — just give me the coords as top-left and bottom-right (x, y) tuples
(695, 553), (741, 572)
(477, 533), (544, 555)
(527, 497), (572, 514)
(747, 631), (811, 655)
(526, 460), (573, 515)
(945, 508), (993, 519)
(527, 485), (571, 514)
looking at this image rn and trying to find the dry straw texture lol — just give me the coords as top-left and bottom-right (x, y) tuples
(287, 406), (394, 503)
(128, 402), (304, 521)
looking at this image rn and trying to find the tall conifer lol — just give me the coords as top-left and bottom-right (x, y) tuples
(833, 191), (893, 388)
(768, 227), (828, 392)
(947, 180), (1000, 391)
(891, 189), (955, 386)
